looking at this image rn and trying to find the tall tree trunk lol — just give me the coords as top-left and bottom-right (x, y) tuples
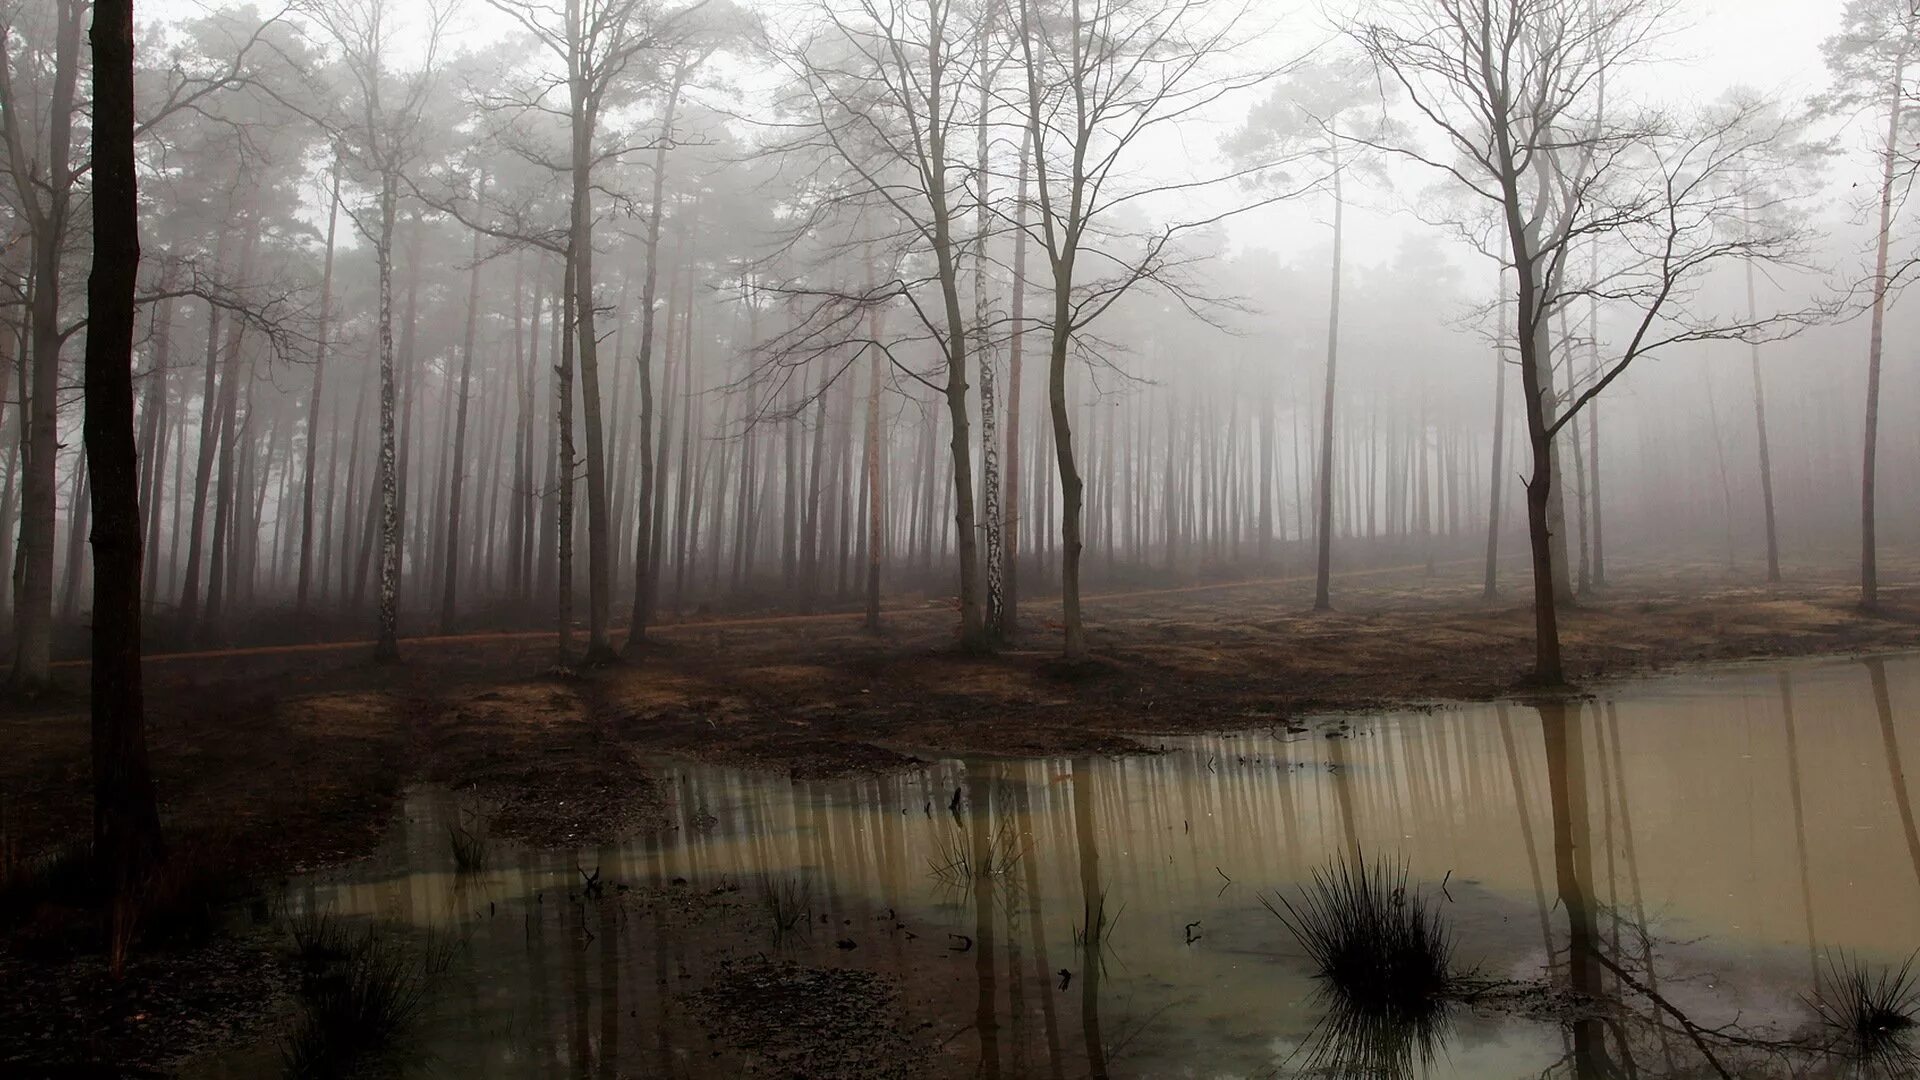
(297, 160), (342, 613)
(1003, 136), (1029, 637)
(1511, 224), (1564, 684)
(1746, 253), (1780, 584)
(1047, 259), (1086, 659)
(201, 318), (247, 636)
(1312, 154), (1343, 612)
(440, 180), (487, 633)
(0, 334), (20, 619)
(6, 0), (82, 693)
(373, 172), (403, 662)
(800, 359), (830, 611)
(864, 271), (887, 630)
(1483, 276), (1507, 600)
(976, 13), (1004, 636)
(394, 222), (422, 612)
(570, 90), (616, 662)
(137, 288), (175, 614)
(556, 250), (579, 665)
(85, 0), (164, 935)
(1585, 241), (1605, 588)
(1863, 54), (1905, 608)
(62, 456), (91, 621)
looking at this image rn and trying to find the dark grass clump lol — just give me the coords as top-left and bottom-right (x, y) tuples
(281, 915), (454, 1078)
(1073, 888), (1123, 950)
(926, 817), (1030, 887)
(446, 822), (489, 875)
(1263, 855), (1460, 1075)
(1811, 951), (1920, 1076)
(760, 875), (812, 945)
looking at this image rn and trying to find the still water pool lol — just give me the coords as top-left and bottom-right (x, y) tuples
(203, 652), (1920, 1078)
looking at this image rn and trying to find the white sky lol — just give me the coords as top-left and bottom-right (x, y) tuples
(142, 0), (1868, 275)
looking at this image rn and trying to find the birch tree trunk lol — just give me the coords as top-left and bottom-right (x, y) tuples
(374, 170), (402, 662)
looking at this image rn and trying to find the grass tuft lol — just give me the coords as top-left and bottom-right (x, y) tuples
(760, 875), (812, 945)
(447, 823), (489, 875)
(926, 817), (1031, 887)
(1263, 855), (1459, 1075)
(1811, 950), (1920, 1074)
(281, 916), (454, 1078)
(1072, 888), (1122, 950)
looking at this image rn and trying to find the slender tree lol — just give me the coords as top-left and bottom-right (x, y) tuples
(1355, 0), (1822, 682)
(1013, 0), (1280, 658)
(1820, 0), (1920, 609)
(305, 0), (451, 662)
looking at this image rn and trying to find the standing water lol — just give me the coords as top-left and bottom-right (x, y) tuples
(200, 653), (1920, 1078)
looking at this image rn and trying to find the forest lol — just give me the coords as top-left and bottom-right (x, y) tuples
(7, 0), (1920, 1076)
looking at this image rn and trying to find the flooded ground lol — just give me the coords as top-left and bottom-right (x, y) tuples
(201, 652), (1920, 1078)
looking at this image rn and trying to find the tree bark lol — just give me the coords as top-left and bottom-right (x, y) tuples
(373, 171), (402, 662)
(976, 9), (1004, 636)
(85, 0), (165, 932)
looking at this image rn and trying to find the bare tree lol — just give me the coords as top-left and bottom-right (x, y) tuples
(1821, 0), (1920, 608)
(0, 0), (83, 692)
(296, 155), (343, 613)
(1231, 56), (1393, 612)
(1354, 0), (1824, 683)
(304, 0), (453, 662)
(624, 12), (734, 655)
(767, 0), (997, 650)
(1011, 0), (1281, 658)
(1707, 88), (1827, 587)
(485, 0), (683, 664)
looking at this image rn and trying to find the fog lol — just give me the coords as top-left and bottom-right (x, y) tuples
(4, 0), (1918, 679)
(20, 2), (1920, 1074)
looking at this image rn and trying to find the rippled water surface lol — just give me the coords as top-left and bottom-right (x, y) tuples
(204, 652), (1920, 1078)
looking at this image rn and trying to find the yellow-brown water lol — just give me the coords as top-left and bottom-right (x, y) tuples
(213, 653), (1920, 1077)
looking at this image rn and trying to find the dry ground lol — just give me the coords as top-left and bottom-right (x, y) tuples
(8, 553), (1920, 874)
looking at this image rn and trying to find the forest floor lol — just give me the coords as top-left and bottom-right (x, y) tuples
(6, 553), (1920, 1071)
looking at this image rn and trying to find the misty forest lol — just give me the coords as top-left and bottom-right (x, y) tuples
(8, 0), (1920, 1075)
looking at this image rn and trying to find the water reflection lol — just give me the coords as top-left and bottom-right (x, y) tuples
(205, 654), (1920, 1079)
